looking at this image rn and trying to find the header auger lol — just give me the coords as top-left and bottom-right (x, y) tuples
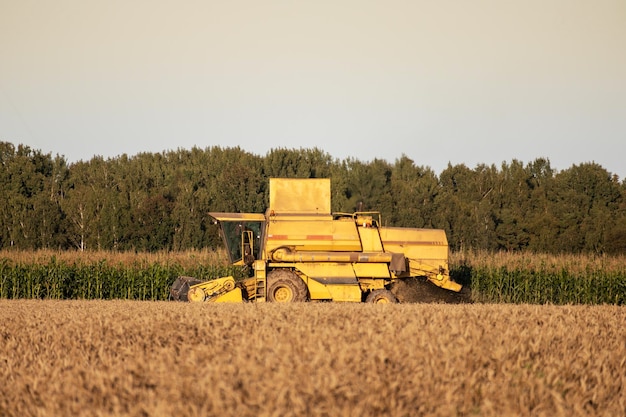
(170, 178), (462, 304)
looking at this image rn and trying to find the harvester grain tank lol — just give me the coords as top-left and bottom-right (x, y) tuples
(170, 178), (462, 303)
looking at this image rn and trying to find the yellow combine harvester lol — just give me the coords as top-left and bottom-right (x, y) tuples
(170, 178), (462, 303)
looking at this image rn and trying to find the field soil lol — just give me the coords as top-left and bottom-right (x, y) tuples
(1, 300), (624, 417)
(391, 277), (473, 303)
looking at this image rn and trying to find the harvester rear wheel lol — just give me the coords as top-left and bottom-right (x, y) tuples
(267, 270), (308, 303)
(366, 289), (398, 304)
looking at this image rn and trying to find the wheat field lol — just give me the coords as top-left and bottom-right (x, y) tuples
(1, 300), (624, 417)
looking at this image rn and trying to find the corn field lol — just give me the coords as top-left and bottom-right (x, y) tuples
(451, 251), (626, 305)
(1, 250), (625, 304)
(0, 250), (242, 301)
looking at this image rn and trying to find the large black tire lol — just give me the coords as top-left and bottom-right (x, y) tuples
(365, 289), (398, 304)
(266, 270), (309, 303)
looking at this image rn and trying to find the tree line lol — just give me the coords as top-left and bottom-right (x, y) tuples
(1, 141), (625, 254)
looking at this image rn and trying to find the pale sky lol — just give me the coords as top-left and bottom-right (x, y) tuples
(1, 0), (625, 179)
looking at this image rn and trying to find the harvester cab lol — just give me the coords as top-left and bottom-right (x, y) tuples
(209, 213), (265, 268)
(169, 178), (462, 303)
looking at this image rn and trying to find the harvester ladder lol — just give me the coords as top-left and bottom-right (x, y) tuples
(254, 277), (266, 302)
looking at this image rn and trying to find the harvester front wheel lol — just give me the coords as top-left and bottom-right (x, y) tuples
(267, 270), (308, 303)
(366, 289), (398, 304)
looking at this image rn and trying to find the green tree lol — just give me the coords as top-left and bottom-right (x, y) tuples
(523, 158), (558, 252)
(61, 159), (101, 251)
(0, 143), (65, 249)
(435, 163), (487, 251)
(491, 160), (533, 251)
(263, 147), (335, 179)
(341, 158), (393, 220)
(389, 155), (439, 228)
(552, 163), (623, 253)
(213, 149), (265, 213)
(162, 147), (222, 251)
